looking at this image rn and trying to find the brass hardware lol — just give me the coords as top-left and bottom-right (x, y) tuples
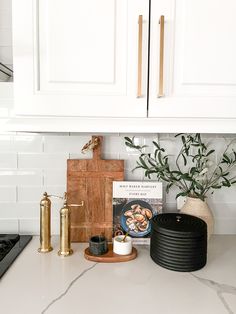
(81, 137), (100, 154)
(38, 192), (53, 253)
(69, 201), (84, 207)
(158, 15), (165, 98)
(47, 194), (64, 199)
(58, 193), (84, 257)
(137, 15), (143, 98)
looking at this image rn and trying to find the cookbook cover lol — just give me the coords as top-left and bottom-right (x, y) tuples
(112, 181), (163, 244)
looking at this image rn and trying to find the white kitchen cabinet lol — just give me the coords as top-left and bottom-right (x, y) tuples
(8, 0), (236, 132)
(149, 0), (236, 118)
(12, 0), (149, 117)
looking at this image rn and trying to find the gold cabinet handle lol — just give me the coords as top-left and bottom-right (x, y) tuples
(137, 15), (143, 98)
(158, 15), (165, 98)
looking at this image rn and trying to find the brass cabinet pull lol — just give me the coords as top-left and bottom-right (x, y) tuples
(158, 15), (165, 98)
(137, 15), (143, 98)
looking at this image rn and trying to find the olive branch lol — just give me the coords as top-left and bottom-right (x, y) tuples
(125, 134), (236, 201)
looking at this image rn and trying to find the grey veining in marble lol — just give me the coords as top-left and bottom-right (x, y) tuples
(191, 273), (236, 314)
(41, 262), (98, 314)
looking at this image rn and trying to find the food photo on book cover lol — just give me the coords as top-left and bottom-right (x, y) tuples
(113, 181), (163, 244)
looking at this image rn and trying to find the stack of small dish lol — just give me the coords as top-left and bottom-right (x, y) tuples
(150, 213), (207, 272)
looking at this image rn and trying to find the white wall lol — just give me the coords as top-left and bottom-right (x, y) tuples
(0, 132), (235, 235)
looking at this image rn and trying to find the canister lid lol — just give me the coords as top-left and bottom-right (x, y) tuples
(151, 213), (207, 238)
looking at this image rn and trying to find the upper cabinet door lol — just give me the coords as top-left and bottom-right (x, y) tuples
(149, 0), (236, 118)
(13, 0), (149, 117)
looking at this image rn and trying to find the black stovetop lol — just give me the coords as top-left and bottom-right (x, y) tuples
(0, 234), (32, 279)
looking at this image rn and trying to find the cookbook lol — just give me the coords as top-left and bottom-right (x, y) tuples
(112, 181), (163, 244)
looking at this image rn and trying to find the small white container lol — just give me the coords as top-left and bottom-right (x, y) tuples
(113, 235), (132, 255)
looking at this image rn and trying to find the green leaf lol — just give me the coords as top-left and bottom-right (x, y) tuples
(223, 153), (231, 163)
(145, 170), (151, 179)
(152, 141), (160, 150)
(211, 185), (222, 189)
(157, 151), (164, 166)
(206, 149), (215, 156)
(233, 151), (236, 161)
(147, 158), (156, 167)
(190, 167), (196, 174)
(222, 177), (231, 187)
(171, 171), (182, 175)
(124, 142), (135, 149)
(180, 173), (192, 181)
(124, 137), (133, 144)
(182, 154), (187, 166)
(175, 192), (188, 199)
(139, 156), (148, 169)
(175, 133), (184, 138)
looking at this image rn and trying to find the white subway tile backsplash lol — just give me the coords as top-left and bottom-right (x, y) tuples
(0, 170), (43, 186)
(0, 203), (18, 218)
(19, 218), (60, 235)
(214, 218), (236, 234)
(69, 152), (92, 160)
(125, 168), (143, 181)
(0, 132), (235, 234)
(103, 136), (128, 154)
(0, 219), (18, 233)
(119, 152), (140, 170)
(0, 186), (16, 201)
(17, 185), (66, 203)
(43, 169), (67, 186)
(18, 153), (68, 169)
(0, 201), (61, 220)
(212, 185), (236, 203)
(13, 134), (43, 152)
(19, 219), (39, 235)
(44, 135), (91, 153)
(0, 153), (17, 168)
(102, 152), (119, 160)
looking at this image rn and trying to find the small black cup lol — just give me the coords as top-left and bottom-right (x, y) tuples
(89, 235), (108, 256)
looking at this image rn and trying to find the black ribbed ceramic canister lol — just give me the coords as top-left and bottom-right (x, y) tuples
(150, 213), (207, 272)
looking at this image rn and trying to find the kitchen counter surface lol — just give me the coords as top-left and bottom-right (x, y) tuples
(0, 236), (236, 314)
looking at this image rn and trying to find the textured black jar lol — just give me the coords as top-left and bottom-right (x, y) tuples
(89, 235), (108, 256)
(150, 213), (207, 272)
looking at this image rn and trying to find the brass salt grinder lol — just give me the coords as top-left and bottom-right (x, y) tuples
(38, 192), (53, 253)
(58, 193), (84, 257)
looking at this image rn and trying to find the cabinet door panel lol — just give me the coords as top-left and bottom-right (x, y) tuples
(13, 0), (149, 117)
(149, 0), (236, 118)
(44, 1), (115, 84)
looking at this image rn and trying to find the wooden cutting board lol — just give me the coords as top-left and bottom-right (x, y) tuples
(67, 136), (124, 242)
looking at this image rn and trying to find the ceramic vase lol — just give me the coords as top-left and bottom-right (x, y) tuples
(180, 196), (214, 239)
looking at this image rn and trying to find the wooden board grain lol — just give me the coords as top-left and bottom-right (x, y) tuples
(67, 136), (124, 242)
(84, 244), (137, 263)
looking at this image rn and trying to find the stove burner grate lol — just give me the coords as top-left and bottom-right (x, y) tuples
(0, 234), (20, 262)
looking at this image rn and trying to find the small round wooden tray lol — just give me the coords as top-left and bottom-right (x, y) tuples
(84, 244), (137, 263)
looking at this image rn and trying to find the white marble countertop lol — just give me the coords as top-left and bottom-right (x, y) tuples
(0, 236), (236, 314)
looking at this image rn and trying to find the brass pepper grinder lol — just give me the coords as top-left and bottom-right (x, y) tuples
(58, 193), (84, 257)
(38, 192), (53, 253)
